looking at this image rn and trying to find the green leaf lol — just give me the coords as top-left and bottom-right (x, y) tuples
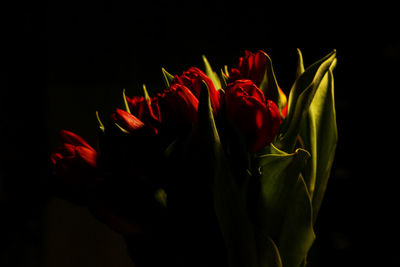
(300, 61), (337, 222)
(142, 84), (151, 103)
(95, 111), (105, 132)
(202, 55), (222, 90)
(198, 82), (258, 267)
(220, 68), (228, 88)
(161, 67), (174, 88)
(296, 48), (305, 79)
(256, 148), (310, 240)
(122, 89), (131, 114)
(257, 147), (314, 267)
(278, 175), (315, 267)
(257, 235), (283, 267)
(259, 52), (287, 115)
(114, 122), (130, 134)
(276, 50), (337, 152)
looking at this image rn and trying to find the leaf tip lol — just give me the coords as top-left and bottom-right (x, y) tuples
(122, 88), (131, 114)
(142, 84), (151, 103)
(95, 110), (105, 132)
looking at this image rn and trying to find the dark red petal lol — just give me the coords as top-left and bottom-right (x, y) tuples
(58, 143), (77, 158)
(251, 51), (268, 85)
(59, 130), (92, 148)
(247, 100), (280, 152)
(50, 152), (63, 165)
(229, 68), (242, 81)
(158, 84), (199, 126)
(250, 100), (281, 152)
(126, 96), (148, 119)
(225, 80), (281, 153)
(233, 80), (266, 104)
(75, 146), (97, 168)
(114, 109), (145, 132)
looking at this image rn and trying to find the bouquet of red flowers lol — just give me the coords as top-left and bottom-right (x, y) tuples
(51, 49), (337, 267)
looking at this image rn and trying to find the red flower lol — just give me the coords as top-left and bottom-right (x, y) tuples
(127, 85), (198, 131)
(230, 50), (268, 86)
(173, 67), (221, 114)
(50, 130), (98, 203)
(126, 96), (161, 132)
(225, 80), (281, 152)
(111, 108), (146, 132)
(157, 83), (199, 128)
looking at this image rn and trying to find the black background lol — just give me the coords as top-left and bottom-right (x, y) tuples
(2, 1), (399, 266)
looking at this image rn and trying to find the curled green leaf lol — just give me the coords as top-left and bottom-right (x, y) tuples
(277, 50), (337, 152)
(300, 62), (337, 222)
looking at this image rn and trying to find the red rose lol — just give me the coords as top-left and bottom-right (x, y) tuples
(173, 67), (221, 114)
(224, 80), (281, 152)
(50, 130), (98, 203)
(230, 50), (268, 86)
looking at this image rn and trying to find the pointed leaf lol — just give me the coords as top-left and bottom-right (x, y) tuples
(198, 82), (258, 267)
(142, 84), (151, 103)
(220, 68), (228, 88)
(122, 89), (131, 114)
(296, 48), (305, 79)
(114, 122), (130, 134)
(161, 67), (174, 88)
(278, 175), (315, 267)
(300, 62), (337, 222)
(277, 50), (337, 152)
(202, 55), (222, 90)
(259, 52), (287, 114)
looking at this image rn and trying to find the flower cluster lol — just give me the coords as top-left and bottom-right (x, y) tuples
(50, 49), (337, 267)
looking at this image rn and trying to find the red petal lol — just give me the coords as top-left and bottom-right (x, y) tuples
(233, 80), (266, 103)
(114, 109), (145, 132)
(58, 143), (77, 158)
(75, 146), (97, 168)
(159, 84), (199, 126)
(50, 152), (63, 165)
(225, 81), (281, 152)
(252, 51), (268, 85)
(59, 130), (92, 149)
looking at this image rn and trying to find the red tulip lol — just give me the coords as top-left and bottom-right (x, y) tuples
(173, 67), (221, 114)
(230, 50), (268, 86)
(126, 96), (161, 131)
(111, 108), (146, 133)
(50, 130), (98, 203)
(225, 80), (281, 152)
(157, 83), (199, 128)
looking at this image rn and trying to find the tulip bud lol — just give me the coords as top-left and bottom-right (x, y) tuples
(173, 67), (221, 114)
(225, 80), (281, 152)
(230, 50), (268, 86)
(111, 109), (145, 133)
